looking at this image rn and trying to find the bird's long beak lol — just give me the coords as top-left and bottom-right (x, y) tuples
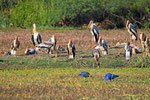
(146, 37), (149, 44)
(126, 20), (129, 29)
(98, 37), (102, 44)
(69, 40), (72, 46)
(15, 36), (18, 40)
(87, 20), (93, 28)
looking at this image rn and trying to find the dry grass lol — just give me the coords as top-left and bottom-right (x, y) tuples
(1, 29), (149, 54)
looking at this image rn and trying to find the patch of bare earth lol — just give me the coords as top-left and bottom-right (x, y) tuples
(0, 29), (149, 54)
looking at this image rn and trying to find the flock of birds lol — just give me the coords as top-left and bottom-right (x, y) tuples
(0, 20), (150, 81)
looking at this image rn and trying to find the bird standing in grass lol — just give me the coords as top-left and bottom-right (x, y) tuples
(49, 34), (57, 56)
(79, 71), (91, 77)
(98, 36), (108, 55)
(11, 36), (20, 55)
(139, 32), (147, 51)
(92, 46), (101, 68)
(103, 73), (119, 81)
(124, 42), (132, 60)
(126, 20), (138, 43)
(31, 24), (42, 46)
(67, 40), (76, 59)
(88, 20), (99, 44)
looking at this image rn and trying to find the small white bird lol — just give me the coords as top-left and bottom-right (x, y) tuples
(126, 20), (138, 42)
(125, 42), (132, 60)
(92, 46), (101, 68)
(31, 24), (42, 46)
(67, 40), (76, 59)
(88, 20), (99, 43)
(11, 36), (20, 55)
(97, 36), (108, 55)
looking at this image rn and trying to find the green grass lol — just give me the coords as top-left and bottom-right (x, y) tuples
(0, 49), (150, 99)
(0, 67), (150, 99)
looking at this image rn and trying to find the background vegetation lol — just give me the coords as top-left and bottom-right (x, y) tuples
(0, 0), (150, 28)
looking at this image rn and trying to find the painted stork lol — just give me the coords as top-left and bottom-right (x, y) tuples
(49, 34), (57, 55)
(24, 48), (38, 55)
(88, 20), (99, 43)
(145, 37), (150, 53)
(11, 36), (20, 55)
(92, 46), (101, 68)
(31, 24), (42, 46)
(124, 42), (132, 60)
(139, 32), (147, 51)
(126, 20), (138, 42)
(103, 73), (119, 81)
(97, 36), (108, 55)
(67, 40), (76, 59)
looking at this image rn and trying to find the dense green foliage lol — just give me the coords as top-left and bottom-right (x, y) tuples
(0, 0), (150, 28)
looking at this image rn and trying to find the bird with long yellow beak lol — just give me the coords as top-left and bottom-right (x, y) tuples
(11, 36), (20, 56)
(31, 24), (42, 46)
(92, 45), (101, 68)
(98, 36), (108, 55)
(88, 20), (99, 44)
(126, 20), (138, 43)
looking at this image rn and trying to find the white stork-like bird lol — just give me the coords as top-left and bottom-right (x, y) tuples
(124, 42), (132, 60)
(67, 40), (76, 59)
(126, 20), (138, 42)
(88, 20), (99, 43)
(96, 36), (108, 55)
(49, 34), (57, 55)
(92, 46), (101, 68)
(11, 36), (20, 55)
(31, 24), (42, 46)
(139, 32), (147, 51)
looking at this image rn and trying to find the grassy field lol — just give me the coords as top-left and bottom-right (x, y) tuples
(0, 29), (150, 99)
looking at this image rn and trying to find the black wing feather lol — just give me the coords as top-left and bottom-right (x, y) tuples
(37, 34), (42, 44)
(31, 35), (35, 46)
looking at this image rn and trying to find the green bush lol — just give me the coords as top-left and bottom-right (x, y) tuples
(0, 0), (150, 28)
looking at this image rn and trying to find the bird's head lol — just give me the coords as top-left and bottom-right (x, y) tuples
(15, 36), (18, 41)
(133, 48), (136, 55)
(116, 42), (120, 47)
(25, 48), (29, 54)
(0, 51), (3, 55)
(92, 45), (96, 49)
(141, 32), (144, 36)
(69, 40), (72, 46)
(33, 24), (36, 33)
(126, 20), (130, 29)
(146, 37), (149, 43)
(87, 20), (93, 28)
